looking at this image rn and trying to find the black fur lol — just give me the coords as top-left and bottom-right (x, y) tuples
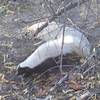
(17, 54), (81, 77)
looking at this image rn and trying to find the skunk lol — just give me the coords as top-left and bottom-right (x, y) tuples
(17, 27), (91, 76)
(22, 21), (61, 41)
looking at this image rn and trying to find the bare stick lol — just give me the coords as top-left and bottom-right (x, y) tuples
(80, 52), (95, 68)
(59, 25), (65, 74)
(50, 74), (68, 92)
(33, 0), (89, 37)
(80, 91), (90, 100)
(83, 61), (100, 75)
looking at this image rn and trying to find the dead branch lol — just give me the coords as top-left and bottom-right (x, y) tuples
(80, 52), (96, 68)
(59, 0), (66, 74)
(33, 0), (89, 37)
(50, 74), (68, 92)
(83, 61), (100, 75)
(80, 91), (91, 100)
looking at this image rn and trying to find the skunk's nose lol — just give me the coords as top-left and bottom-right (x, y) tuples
(17, 66), (33, 77)
(17, 67), (22, 75)
(16, 65), (25, 75)
(17, 67), (24, 75)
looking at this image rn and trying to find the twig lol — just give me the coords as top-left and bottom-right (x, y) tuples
(58, 74), (68, 85)
(83, 61), (100, 75)
(80, 91), (90, 100)
(77, 88), (100, 100)
(21, 16), (51, 24)
(83, 64), (96, 75)
(80, 52), (95, 68)
(50, 73), (68, 92)
(44, 0), (56, 16)
(59, 26), (65, 74)
(33, 41), (44, 46)
(43, 0), (61, 29)
(59, 0), (66, 74)
(66, 17), (91, 37)
(33, 0), (89, 37)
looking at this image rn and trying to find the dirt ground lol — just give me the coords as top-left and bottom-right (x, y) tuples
(0, 0), (100, 100)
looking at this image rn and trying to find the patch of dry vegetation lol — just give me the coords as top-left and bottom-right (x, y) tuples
(0, 0), (100, 100)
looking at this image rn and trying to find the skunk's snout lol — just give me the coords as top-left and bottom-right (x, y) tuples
(17, 66), (33, 77)
(17, 67), (23, 75)
(16, 65), (25, 75)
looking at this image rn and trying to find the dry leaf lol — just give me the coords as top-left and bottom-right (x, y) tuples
(69, 80), (82, 91)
